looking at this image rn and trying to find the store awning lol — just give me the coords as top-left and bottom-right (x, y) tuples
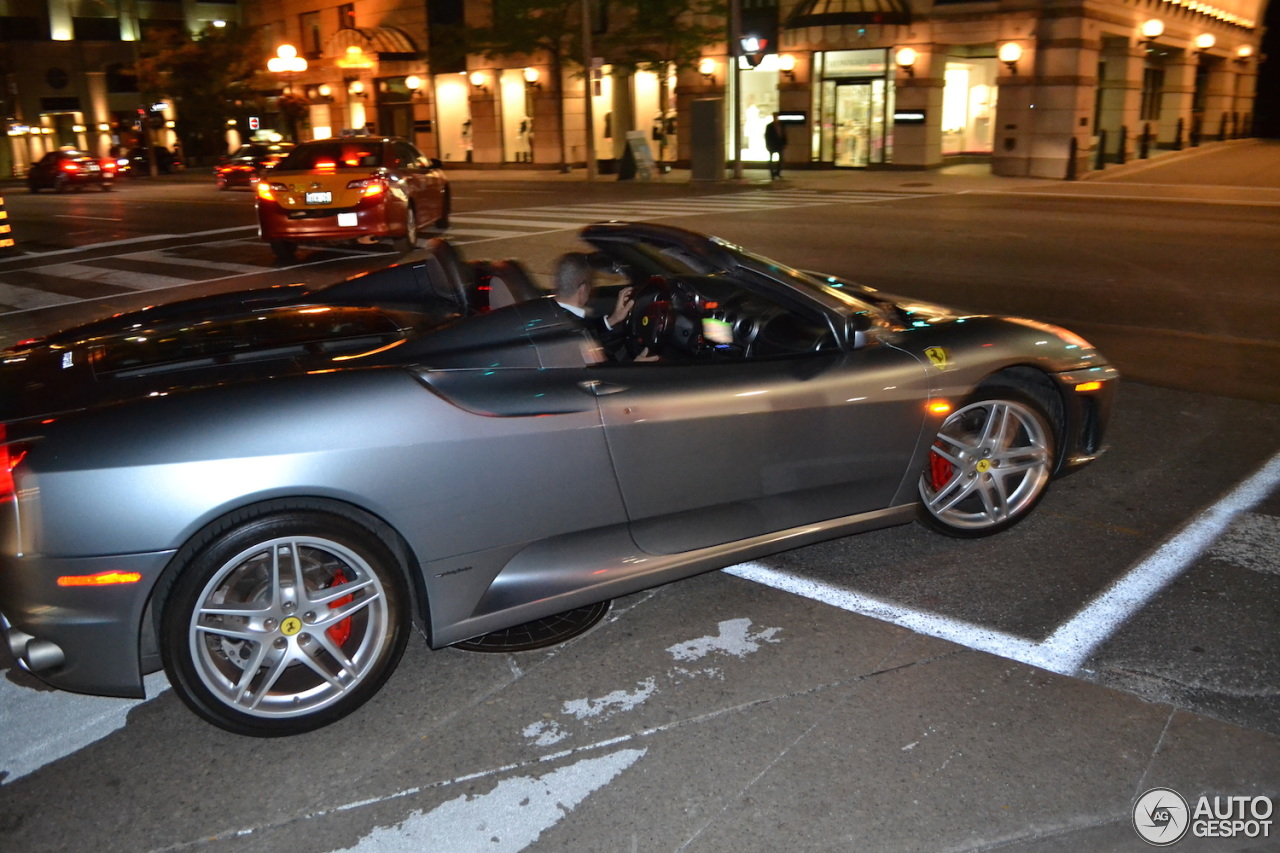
(784, 0), (912, 29)
(325, 27), (419, 62)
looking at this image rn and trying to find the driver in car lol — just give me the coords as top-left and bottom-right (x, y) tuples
(553, 252), (656, 361)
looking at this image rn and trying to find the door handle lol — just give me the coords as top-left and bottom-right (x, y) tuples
(578, 380), (628, 396)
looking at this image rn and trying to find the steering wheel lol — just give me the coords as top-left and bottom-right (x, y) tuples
(626, 277), (675, 357)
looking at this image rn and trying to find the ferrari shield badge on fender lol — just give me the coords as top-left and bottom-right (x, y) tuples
(924, 346), (950, 369)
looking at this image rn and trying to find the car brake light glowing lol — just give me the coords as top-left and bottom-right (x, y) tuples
(1, 425), (26, 503)
(346, 178), (385, 198)
(1074, 381), (1103, 392)
(56, 571), (143, 587)
(61, 162), (80, 172)
(256, 181), (276, 201)
(316, 159), (337, 173)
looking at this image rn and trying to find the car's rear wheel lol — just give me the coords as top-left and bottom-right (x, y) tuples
(392, 206), (417, 254)
(917, 385), (1056, 538)
(160, 509), (410, 737)
(270, 241), (297, 262)
(101, 181), (113, 192)
(54, 175), (68, 193)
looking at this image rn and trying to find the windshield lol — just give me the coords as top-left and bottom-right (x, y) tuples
(275, 142), (384, 171)
(711, 238), (879, 314)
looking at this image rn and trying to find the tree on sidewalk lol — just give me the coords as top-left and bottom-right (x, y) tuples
(131, 23), (263, 166)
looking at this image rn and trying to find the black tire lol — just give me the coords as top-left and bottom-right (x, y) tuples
(54, 175), (68, 193)
(28, 183), (39, 194)
(270, 241), (297, 263)
(101, 181), (113, 192)
(916, 384), (1057, 538)
(392, 205), (417, 254)
(159, 509), (410, 736)
(435, 186), (451, 229)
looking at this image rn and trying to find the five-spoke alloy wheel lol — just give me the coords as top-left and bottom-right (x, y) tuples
(161, 509), (409, 736)
(918, 387), (1056, 537)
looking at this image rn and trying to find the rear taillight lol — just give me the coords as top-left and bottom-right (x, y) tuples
(61, 162), (80, 173)
(348, 178), (386, 199)
(1, 425), (28, 504)
(257, 181), (281, 202)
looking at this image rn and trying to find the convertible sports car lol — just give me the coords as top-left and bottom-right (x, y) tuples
(0, 223), (1117, 736)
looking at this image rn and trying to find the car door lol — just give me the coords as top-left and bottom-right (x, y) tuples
(392, 140), (438, 221)
(590, 343), (929, 556)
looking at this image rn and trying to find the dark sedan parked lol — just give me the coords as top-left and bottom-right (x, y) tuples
(27, 149), (115, 192)
(214, 142), (294, 190)
(0, 223), (1117, 736)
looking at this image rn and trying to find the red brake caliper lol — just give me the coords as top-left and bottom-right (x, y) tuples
(327, 569), (354, 646)
(928, 445), (954, 492)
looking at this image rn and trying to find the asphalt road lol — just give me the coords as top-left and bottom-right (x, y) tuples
(1, 146), (1277, 852)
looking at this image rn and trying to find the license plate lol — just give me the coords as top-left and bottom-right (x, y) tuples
(87, 164), (100, 171)
(304, 191), (331, 205)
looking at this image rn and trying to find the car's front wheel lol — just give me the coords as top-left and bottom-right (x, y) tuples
(160, 508), (411, 736)
(917, 386), (1056, 538)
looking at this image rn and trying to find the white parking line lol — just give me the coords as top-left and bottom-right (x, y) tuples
(727, 448), (1280, 676)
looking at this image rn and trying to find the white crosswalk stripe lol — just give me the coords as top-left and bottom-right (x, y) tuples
(0, 190), (932, 315)
(443, 189), (930, 244)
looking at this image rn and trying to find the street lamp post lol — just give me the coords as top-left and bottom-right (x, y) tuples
(267, 44), (307, 94)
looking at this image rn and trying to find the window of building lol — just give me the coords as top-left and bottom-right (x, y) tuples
(1140, 66), (1165, 121)
(0, 17), (50, 40)
(338, 3), (356, 30)
(941, 58), (997, 155)
(73, 17), (121, 41)
(106, 63), (139, 94)
(300, 11), (322, 58)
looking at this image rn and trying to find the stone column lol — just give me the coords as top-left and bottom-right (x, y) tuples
(1201, 58), (1235, 140)
(892, 45), (943, 169)
(1095, 37), (1142, 164)
(1159, 53), (1196, 149)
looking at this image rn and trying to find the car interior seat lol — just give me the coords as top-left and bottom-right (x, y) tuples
(486, 259), (544, 309)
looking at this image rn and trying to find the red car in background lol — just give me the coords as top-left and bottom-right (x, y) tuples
(28, 149), (116, 192)
(256, 136), (449, 261)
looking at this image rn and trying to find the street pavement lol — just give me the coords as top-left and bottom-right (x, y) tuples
(1, 140), (1277, 852)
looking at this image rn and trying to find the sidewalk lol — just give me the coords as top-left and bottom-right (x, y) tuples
(28, 137), (1248, 198)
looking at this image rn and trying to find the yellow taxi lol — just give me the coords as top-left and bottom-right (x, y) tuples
(256, 136), (449, 261)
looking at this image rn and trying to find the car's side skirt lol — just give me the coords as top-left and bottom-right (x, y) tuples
(432, 503), (919, 648)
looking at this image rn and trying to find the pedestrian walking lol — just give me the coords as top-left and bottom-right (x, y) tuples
(764, 113), (787, 179)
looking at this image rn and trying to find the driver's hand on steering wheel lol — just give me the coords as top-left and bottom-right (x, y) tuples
(606, 286), (635, 330)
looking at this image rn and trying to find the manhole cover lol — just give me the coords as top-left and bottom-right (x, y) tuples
(452, 600), (612, 652)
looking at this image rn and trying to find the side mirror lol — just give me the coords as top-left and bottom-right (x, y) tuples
(429, 158), (444, 171)
(847, 313), (871, 350)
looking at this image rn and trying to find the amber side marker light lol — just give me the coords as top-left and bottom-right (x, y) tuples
(927, 401), (952, 415)
(1075, 381), (1103, 392)
(57, 571), (143, 587)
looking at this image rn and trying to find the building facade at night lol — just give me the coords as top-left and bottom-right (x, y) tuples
(3, 0), (1269, 178)
(1, 0), (244, 177)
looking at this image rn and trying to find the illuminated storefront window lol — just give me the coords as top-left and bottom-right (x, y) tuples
(941, 58), (997, 155)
